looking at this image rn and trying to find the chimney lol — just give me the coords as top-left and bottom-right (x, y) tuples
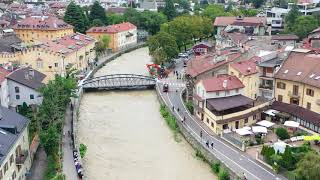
(247, 67), (251, 72)
(223, 79), (228, 89)
(29, 69), (34, 78)
(24, 71), (29, 80)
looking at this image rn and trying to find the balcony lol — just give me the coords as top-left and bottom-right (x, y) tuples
(288, 91), (300, 99)
(16, 150), (28, 165)
(260, 72), (274, 78)
(259, 84), (273, 90)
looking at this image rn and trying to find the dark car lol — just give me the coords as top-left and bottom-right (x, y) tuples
(163, 83), (169, 92)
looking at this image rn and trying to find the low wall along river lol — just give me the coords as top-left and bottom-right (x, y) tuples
(77, 47), (217, 180)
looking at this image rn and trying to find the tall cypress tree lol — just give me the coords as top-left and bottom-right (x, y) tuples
(89, 1), (108, 25)
(64, 1), (88, 33)
(164, 0), (176, 20)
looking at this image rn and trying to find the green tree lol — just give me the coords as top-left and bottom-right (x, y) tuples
(64, 1), (88, 33)
(203, 5), (231, 21)
(148, 31), (179, 64)
(79, 143), (88, 158)
(295, 152), (320, 180)
(40, 126), (60, 155)
(91, 19), (104, 26)
(164, 0), (176, 20)
(108, 13), (125, 24)
(281, 146), (295, 170)
(96, 35), (111, 53)
(250, 0), (265, 8)
(292, 16), (318, 39)
(218, 169), (230, 180)
(285, 4), (302, 33)
(179, 0), (191, 10)
(90, 1), (108, 25)
(276, 127), (290, 140)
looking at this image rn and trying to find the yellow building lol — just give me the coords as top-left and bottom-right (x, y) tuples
(194, 74), (270, 134)
(12, 16), (74, 44)
(229, 57), (259, 99)
(273, 50), (320, 133)
(86, 22), (137, 52)
(0, 33), (96, 81)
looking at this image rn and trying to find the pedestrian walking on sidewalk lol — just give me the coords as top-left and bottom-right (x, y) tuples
(172, 106), (175, 112)
(200, 131), (203, 138)
(206, 140), (209, 147)
(183, 116), (186, 123)
(211, 142), (214, 149)
(177, 107), (180, 112)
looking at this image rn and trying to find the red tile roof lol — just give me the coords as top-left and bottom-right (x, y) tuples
(86, 22), (136, 33)
(230, 57), (258, 76)
(12, 16), (73, 31)
(186, 52), (241, 77)
(271, 34), (299, 41)
(214, 17), (267, 27)
(0, 67), (10, 84)
(201, 74), (244, 92)
(39, 33), (95, 55)
(275, 51), (320, 88)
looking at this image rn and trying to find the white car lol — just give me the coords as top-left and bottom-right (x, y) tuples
(178, 53), (188, 58)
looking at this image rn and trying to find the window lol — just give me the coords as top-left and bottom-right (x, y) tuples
(15, 87), (19, 93)
(216, 91), (219, 96)
(4, 163), (8, 174)
(306, 89), (314, 97)
(278, 95), (283, 102)
(206, 118), (209, 124)
(211, 122), (214, 128)
(244, 118), (248, 124)
(9, 154), (14, 166)
(253, 115), (257, 120)
(277, 82), (286, 89)
(12, 171), (16, 180)
(36, 60), (43, 68)
(30, 94), (34, 99)
(16, 95), (20, 100)
(307, 102), (311, 110)
(293, 85), (299, 95)
(54, 63), (58, 67)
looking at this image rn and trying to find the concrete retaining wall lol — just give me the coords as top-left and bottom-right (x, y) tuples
(155, 85), (240, 180)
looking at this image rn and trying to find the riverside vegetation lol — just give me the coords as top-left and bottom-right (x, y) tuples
(160, 105), (181, 142)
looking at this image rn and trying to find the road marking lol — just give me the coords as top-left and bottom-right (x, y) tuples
(247, 158), (275, 177)
(156, 84), (262, 180)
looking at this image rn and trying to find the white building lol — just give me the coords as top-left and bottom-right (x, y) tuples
(0, 106), (31, 180)
(1, 67), (45, 111)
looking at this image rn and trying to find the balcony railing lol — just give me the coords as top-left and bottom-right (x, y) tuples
(259, 84), (273, 90)
(16, 150), (28, 165)
(288, 91), (301, 98)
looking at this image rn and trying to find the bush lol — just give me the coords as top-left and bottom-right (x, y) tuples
(211, 161), (220, 174)
(218, 169), (230, 180)
(79, 143), (87, 158)
(195, 149), (206, 161)
(276, 128), (290, 140)
(45, 155), (59, 180)
(186, 101), (194, 115)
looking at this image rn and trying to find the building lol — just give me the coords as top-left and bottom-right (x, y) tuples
(229, 57), (259, 99)
(213, 16), (268, 37)
(192, 42), (213, 56)
(273, 49), (320, 133)
(0, 106), (31, 180)
(271, 34), (299, 47)
(12, 16), (74, 44)
(265, 7), (289, 33)
(86, 22), (137, 52)
(1, 67), (45, 110)
(0, 33), (96, 81)
(194, 74), (271, 134)
(215, 32), (250, 50)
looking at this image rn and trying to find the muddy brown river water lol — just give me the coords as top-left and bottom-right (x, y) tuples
(78, 47), (216, 180)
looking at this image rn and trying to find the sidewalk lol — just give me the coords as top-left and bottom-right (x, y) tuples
(62, 105), (79, 180)
(26, 147), (47, 180)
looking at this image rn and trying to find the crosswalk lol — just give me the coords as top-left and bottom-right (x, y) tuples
(158, 81), (186, 88)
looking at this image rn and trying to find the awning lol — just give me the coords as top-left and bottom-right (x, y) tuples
(207, 95), (254, 112)
(256, 120), (275, 128)
(284, 121), (299, 128)
(264, 109), (279, 116)
(236, 128), (253, 136)
(252, 126), (268, 134)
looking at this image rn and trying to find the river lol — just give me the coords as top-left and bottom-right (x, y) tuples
(78, 47), (216, 180)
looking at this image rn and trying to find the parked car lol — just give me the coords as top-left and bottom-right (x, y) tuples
(163, 83), (169, 92)
(178, 53), (188, 58)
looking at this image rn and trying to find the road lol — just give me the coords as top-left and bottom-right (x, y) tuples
(156, 59), (285, 180)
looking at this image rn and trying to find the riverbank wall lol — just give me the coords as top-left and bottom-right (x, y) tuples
(155, 85), (240, 180)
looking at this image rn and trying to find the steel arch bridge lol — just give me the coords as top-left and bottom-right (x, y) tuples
(82, 74), (157, 90)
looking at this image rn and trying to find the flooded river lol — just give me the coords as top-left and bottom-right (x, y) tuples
(78, 47), (216, 180)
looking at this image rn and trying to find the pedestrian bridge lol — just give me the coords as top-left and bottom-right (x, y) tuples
(82, 74), (157, 90)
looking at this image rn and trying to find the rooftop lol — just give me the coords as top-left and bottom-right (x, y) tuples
(274, 51), (320, 88)
(207, 95), (254, 112)
(186, 52), (241, 77)
(258, 57), (283, 68)
(214, 16), (267, 27)
(230, 57), (258, 76)
(6, 67), (46, 90)
(200, 74), (244, 92)
(12, 16), (73, 31)
(271, 34), (299, 41)
(86, 22), (136, 34)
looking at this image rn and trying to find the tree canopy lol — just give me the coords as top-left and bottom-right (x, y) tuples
(96, 35), (111, 53)
(292, 16), (318, 39)
(64, 1), (89, 33)
(89, 1), (108, 25)
(148, 31), (179, 64)
(203, 5), (231, 21)
(295, 152), (320, 180)
(164, 0), (176, 20)
(285, 4), (302, 33)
